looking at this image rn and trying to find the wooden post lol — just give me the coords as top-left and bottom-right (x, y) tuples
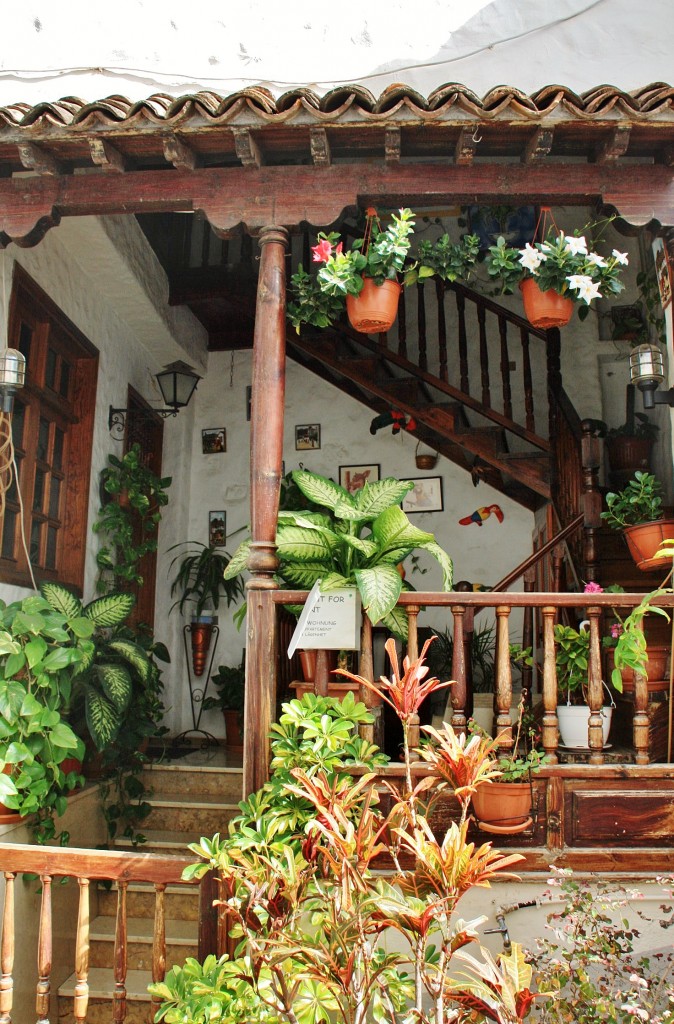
(0, 873), (14, 1024)
(494, 606), (513, 753)
(586, 605), (605, 764)
(541, 606), (559, 763)
(244, 225), (289, 798)
(450, 604), (467, 732)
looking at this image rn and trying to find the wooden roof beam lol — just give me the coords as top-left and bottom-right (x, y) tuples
(310, 127), (331, 167)
(89, 138), (128, 173)
(385, 127), (401, 164)
(522, 127), (554, 164)
(17, 143), (63, 176)
(232, 129), (263, 168)
(595, 126), (631, 164)
(162, 134), (201, 171)
(454, 128), (479, 165)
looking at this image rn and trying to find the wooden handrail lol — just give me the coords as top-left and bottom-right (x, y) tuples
(0, 844), (197, 1024)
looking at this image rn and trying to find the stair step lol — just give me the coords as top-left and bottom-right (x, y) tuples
(59, 969), (152, 1024)
(97, 881), (200, 920)
(114, 829), (197, 855)
(143, 795), (239, 833)
(143, 762), (243, 800)
(89, 915), (197, 970)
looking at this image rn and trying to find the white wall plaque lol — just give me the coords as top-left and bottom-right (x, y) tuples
(288, 582), (361, 656)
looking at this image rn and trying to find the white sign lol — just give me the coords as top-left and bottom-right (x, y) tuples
(288, 582), (361, 656)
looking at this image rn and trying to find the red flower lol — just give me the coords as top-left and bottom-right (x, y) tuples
(311, 238), (333, 263)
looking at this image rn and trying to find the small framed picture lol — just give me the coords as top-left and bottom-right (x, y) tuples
(402, 477), (444, 514)
(295, 424), (321, 451)
(339, 464), (380, 494)
(202, 428), (226, 454)
(208, 510), (226, 547)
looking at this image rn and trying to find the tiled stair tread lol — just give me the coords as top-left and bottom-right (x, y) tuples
(114, 829), (197, 848)
(59, 968), (152, 1000)
(148, 795), (239, 809)
(145, 762), (243, 775)
(90, 916), (197, 943)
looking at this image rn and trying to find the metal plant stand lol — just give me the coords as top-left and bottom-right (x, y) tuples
(172, 621), (220, 750)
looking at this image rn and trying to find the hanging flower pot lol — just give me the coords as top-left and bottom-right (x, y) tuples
(519, 278), (574, 330)
(623, 519), (674, 571)
(346, 278), (401, 334)
(415, 440), (438, 470)
(471, 780), (533, 834)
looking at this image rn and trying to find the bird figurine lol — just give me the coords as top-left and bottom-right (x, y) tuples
(459, 504), (504, 527)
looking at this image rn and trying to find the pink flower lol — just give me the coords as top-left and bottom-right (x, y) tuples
(583, 581), (604, 593)
(311, 238), (334, 263)
(611, 623), (623, 639)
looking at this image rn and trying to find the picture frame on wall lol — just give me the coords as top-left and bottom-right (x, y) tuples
(295, 424), (321, 450)
(401, 477), (444, 514)
(202, 428), (226, 454)
(339, 464), (380, 494)
(208, 510), (227, 547)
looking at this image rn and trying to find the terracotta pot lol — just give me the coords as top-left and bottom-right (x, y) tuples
(299, 650), (317, 682)
(472, 780), (533, 833)
(223, 709), (243, 752)
(291, 681), (360, 701)
(623, 519), (674, 571)
(519, 278), (573, 329)
(191, 616), (217, 677)
(606, 646), (671, 692)
(346, 278), (401, 334)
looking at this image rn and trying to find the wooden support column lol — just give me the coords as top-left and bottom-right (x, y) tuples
(494, 606), (513, 753)
(585, 605), (605, 764)
(244, 225), (289, 799)
(541, 606), (559, 763)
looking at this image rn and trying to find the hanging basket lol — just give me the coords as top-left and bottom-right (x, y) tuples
(415, 440), (438, 470)
(346, 278), (401, 334)
(623, 519), (674, 572)
(519, 278), (574, 330)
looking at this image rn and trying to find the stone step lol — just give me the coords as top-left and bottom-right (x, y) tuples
(114, 829), (197, 856)
(143, 794), (240, 834)
(89, 915), (197, 971)
(143, 762), (243, 801)
(97, 881), (200, 920)
(59, 969), (152, 1024)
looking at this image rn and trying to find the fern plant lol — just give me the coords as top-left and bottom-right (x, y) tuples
(225, 469), (453, 638)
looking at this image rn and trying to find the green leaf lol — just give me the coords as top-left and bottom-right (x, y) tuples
(223, 539), (250, 580)
(49, 721), (80, 751)
(380, 604), (409, 640)
(341, 535), (378, 558)
(0, 774), (17, 801)
(85, 690), (120, 750)
(4, 652), (26, 678)
(84, 593), (135, 627)
(108, 640), (151, 683)
(94, 664), (132, 712)
(292, 470), (354, 512)
(69, 616), (94, 639)
(319, 573), (352, 591)
(354, 565), (403, 625)
(41, 582), (82, 619)
(418, 539), (454, 591)
(371, 505), (435, 553)
(353, 477), (415, 518)
(24, 636), (48, 669)
(42, 647), (79, 671)
(278, 562), (330, 588)
(277, 525), (337, 563)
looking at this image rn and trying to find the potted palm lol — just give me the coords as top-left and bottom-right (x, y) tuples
(483, 225), (629, 328)
(169, 542), (245, 676)
(601, 471), (674, 571)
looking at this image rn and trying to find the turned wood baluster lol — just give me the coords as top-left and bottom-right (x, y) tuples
(520, 327), (535, 433)
(477, 305), (491, 407)
(494, 607), (513, 753)
(455, 291), (469, 394)
(450, 604), (467, 732)
(541, 606), (559, 763)
(435, 279), (448, 381)
(586, 606), (605, 763)
(633, 664), (650, 765)
(35, 874), (51, 1024)
(314, 650), (330, 697)
(150, 884), (167, 1023)
(0, 872), (14, 1024)
(416, 282), (427, 371)
(73, 878), (90, 1024)
(112, 880), (128, 1023)
(498, 316), (512, 420)
(406, 605), (421, 749)
(397, 289), (407, 359)
(358, 615), (377, 745)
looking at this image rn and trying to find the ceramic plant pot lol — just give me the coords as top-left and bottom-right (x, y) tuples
(623, 519), (674, 572)
(557, 704), (613, 748)
(190, 615), (217, 677)
(471, 780), (533, 834)
(346, 278), (401, 334)
(519, 278), (573, 330)
(606, 645), (671, 694)
(223, 709), (244, 753)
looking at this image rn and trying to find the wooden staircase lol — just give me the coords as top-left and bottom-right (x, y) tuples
(57, 757), (243, 1023)
(287, 279), (557, 511)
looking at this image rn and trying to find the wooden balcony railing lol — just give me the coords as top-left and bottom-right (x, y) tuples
(0, 844), (197, 1023)
(245, 588), (674, 797)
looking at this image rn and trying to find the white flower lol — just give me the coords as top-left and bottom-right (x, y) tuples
(518, 243), (546, 272)
(564, 235), (588, 256)
(566, 275), (589, 291)
(577, 279), (602, 304)
(586, 253), (607, 268)
(612, 248), (629, 265)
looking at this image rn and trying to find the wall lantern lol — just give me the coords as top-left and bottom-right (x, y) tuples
(0, 347), (26, 413)
(108, 360), (202, 436)
(629, 342), (674, 408)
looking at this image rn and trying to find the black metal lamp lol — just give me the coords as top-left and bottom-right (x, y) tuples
(109, 360), (202, 436)
(0, 347), (26, 413)
(629, 342), (674, 408)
